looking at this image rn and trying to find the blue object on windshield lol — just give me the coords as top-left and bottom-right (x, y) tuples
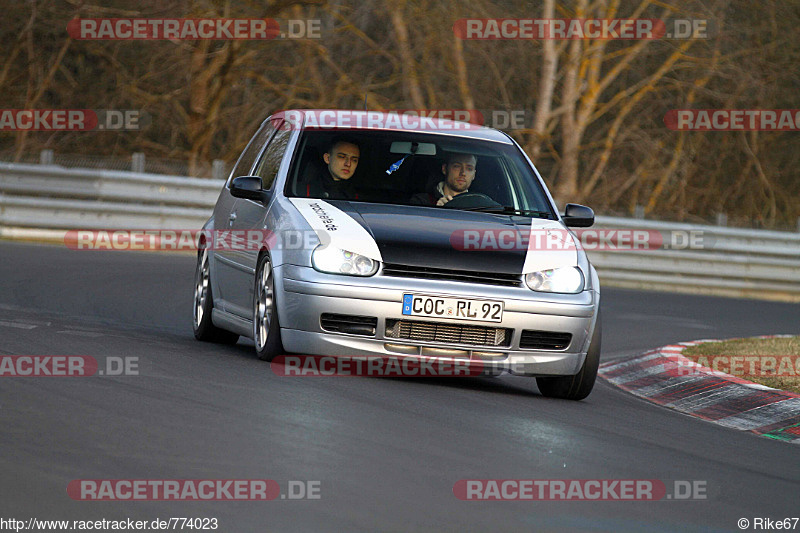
(386, 156), (407, 175)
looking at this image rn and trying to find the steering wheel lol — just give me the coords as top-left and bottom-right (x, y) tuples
(442, 192), (501, 209)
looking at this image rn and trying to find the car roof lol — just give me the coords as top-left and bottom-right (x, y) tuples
(272, 109), (513, 144)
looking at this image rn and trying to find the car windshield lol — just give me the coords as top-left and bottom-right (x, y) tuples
(285, 129), (556, 219)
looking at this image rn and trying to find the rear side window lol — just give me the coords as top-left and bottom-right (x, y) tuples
(253, 120), (291, 189)
(230, 119), (276, 182)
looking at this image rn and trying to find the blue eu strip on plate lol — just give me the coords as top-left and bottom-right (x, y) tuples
(402, 294), (413, 315)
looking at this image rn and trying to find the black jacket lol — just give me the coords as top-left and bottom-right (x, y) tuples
(303, 170), (359, 200)
(409, 180), (444, 206)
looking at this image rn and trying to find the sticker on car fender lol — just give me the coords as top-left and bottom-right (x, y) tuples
(402, 294), (503, 322)
(288, 198), (382, 261)
(522, 219), (579, 273)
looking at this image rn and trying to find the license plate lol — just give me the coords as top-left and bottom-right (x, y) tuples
(402, 294), (504, 323)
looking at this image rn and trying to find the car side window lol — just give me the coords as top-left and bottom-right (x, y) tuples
(230, 120), (277, 183)
(253, 120), (291, 190)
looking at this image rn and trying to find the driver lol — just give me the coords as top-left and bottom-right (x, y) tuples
(410, 153), (477, 206)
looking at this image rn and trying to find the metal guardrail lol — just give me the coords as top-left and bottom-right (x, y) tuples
(0, 162), (221, 229)
(586, 217), (800, 301)
(1, 162), (798, 301)
(0, 150), (230, 178)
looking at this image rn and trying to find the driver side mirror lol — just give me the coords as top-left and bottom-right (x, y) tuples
(562, 203), (595, 227)
(230, 176), (272, 204)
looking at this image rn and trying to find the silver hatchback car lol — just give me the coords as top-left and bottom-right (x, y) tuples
(193, 110), (601, 400)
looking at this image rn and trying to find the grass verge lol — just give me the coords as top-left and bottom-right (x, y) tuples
(682, 336), (800, 394)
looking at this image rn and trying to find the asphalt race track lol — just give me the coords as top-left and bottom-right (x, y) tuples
(1, 241), (798, 532)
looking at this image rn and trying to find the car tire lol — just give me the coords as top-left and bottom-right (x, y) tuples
(193, 247), (239, 344)
(253, 253), (283, 362)
(536, 310), (601, 401)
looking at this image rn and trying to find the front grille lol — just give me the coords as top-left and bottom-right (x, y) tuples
(381, 263), (521, 287)
(519, 330), (572, 350)
(320, 314), (377, 336)
(385, 318), (511, 347)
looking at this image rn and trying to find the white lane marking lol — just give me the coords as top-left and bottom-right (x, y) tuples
(56, 330), (104, 337)
(0, 320), (37, 330)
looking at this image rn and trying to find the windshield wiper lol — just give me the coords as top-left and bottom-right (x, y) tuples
(462, 205), (554, 219)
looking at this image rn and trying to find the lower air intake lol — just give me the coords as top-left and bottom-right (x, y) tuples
(519, 330), (572, 350)
(385, 319), (511, 347)
(320, 314), (377, 336)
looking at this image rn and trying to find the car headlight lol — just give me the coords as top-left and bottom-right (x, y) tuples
(524, 266), (584, 293)
(312, 245), (379, 276)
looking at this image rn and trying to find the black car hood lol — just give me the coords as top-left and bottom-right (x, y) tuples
(329, 201), (530, 274)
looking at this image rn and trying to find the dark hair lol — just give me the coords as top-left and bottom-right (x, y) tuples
(444, 152), (477, 165)
(327, 137), (360, 155)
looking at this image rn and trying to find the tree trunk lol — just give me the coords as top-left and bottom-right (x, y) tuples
(530, 0), (556, 160)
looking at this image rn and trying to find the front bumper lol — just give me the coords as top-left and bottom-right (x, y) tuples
(275, 264), (599, 377)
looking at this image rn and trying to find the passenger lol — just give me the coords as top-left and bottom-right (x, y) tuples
(305, 138), (360, 200)
(409, 153), (477, 206)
